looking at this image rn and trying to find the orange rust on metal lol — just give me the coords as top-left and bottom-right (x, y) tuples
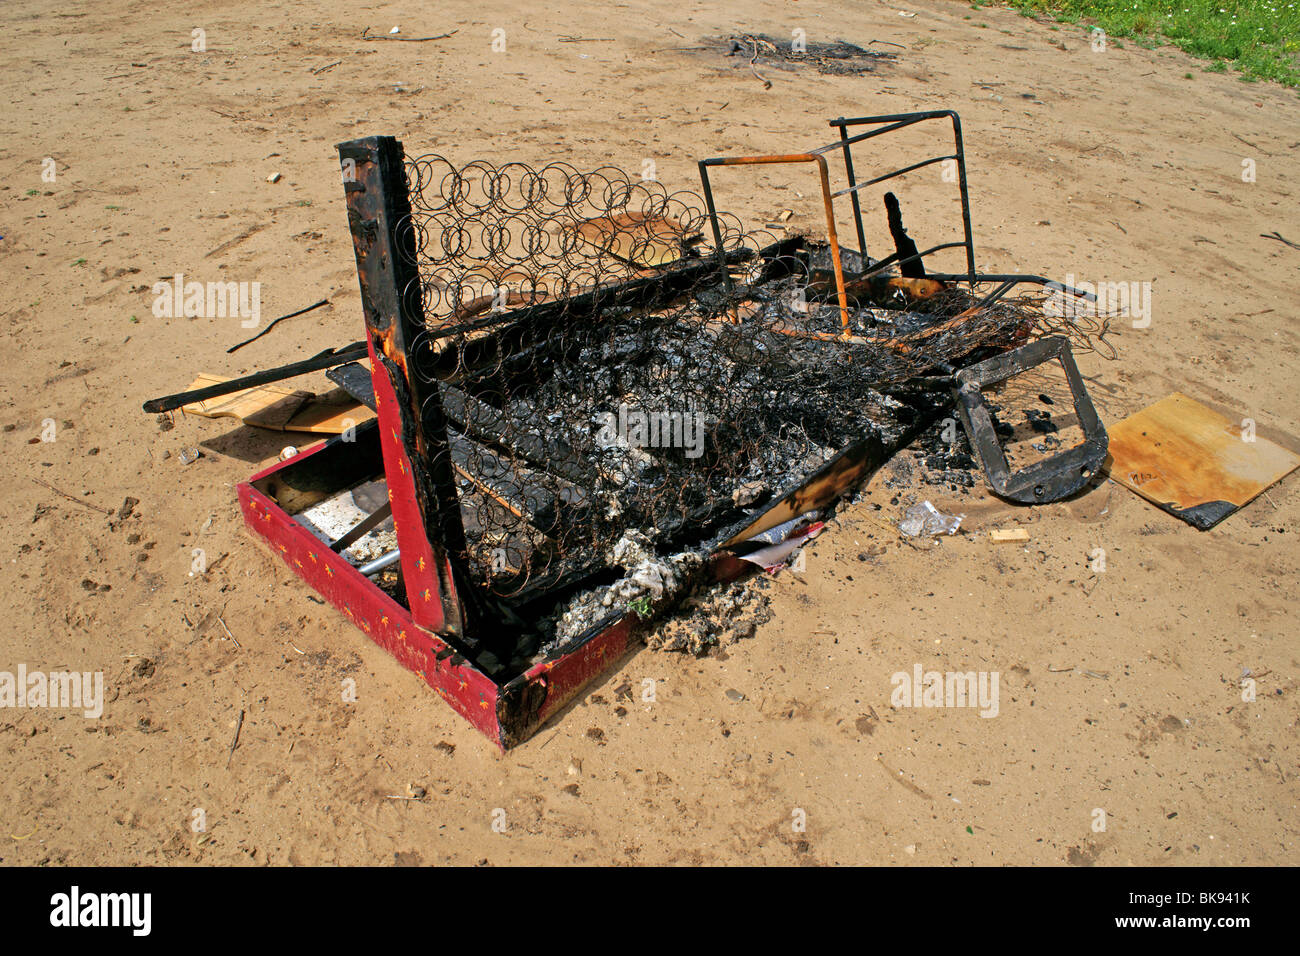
(708, 153), (852, 335)
(762, 300), (1010, 355)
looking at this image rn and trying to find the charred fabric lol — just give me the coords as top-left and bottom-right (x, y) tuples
(146, 110), (1111, 693)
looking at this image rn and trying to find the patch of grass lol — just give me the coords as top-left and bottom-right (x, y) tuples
(1004, 0), (1300, 88)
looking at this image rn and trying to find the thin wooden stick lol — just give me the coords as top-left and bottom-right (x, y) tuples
(226, 709), (245, 768)
(361, 28), (458, 42)
(31, 478), (114, 516)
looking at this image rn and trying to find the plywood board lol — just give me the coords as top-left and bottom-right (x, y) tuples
(280, 392), (376, 434)
(1104, 392), (1299, 529)
(180, 375), (375, 434)
(181, 375), (311, 428)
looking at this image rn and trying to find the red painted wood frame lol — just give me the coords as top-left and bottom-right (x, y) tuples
(237, 431), (753, 748)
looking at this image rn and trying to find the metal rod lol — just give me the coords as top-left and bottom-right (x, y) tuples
(829, 110), (956, 126)
(330, 500), (394, 553)
(826, 112), (977, 283)
(927, 272), (1097, 301)
(835, 118), (869, 260)
(970, 279), (1019, 312)
(949, 112), (977, 282)
(860, 241), (969, 279)
(810, 114), (935, 154)
(698, 153), (851, 334)
(830, 154), (958, 198)
(358, 549), (401, 576)
(696, 160), (733, 302)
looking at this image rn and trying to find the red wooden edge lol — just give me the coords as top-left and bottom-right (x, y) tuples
(238, 476), (500, 742)
(238, 452), (761, 750)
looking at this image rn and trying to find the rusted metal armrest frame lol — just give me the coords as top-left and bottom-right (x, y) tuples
(698, 114), (1097, 348)
(827, 111), (976, 282)
(698, 153), (853, 335)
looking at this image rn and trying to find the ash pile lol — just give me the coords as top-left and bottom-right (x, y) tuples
(717, 33), (899, 78)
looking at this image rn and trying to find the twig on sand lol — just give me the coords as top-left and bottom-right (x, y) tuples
(204, 222), (266, 258)
(313, 60), (342, 75)
(361, 27), (458, 42)
(744, 36), (772, 89)
(729, 35), (774, 89)
(226, 709), (245, 768)
(217, 614), (240, 648)
(226, 298), (330, 353)
(1261, 231), (1299, 250)
(31, 478), (114, 516)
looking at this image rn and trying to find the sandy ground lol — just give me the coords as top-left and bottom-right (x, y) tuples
(1, 0), (1297, 866)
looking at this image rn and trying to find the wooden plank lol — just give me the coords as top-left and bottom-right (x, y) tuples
(281, 391), (376, 434)
(719, 433), (889, 547)
(339, 135), (468, 635)
(180, 374), (376, 434)
(1105, 392), (1300, 529)
(181, 374), (311, 428)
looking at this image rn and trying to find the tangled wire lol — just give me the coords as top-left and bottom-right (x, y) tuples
(392, 156), (1106, 604)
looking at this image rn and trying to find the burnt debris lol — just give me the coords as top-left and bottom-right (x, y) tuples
(152, 111), (1114, 692)
(721, 33), (899, 78)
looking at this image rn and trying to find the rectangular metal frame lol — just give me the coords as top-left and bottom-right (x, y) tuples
(697, 112), (1095, 311)
(698, 153), (853, 333)
(953, 335), (1109, 503)
(827, 112), (1093, 300)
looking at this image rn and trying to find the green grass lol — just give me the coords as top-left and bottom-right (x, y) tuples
(999, 0), (1300, 88)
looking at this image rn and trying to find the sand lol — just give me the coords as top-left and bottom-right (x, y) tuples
(1, 0), (1297, 865)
